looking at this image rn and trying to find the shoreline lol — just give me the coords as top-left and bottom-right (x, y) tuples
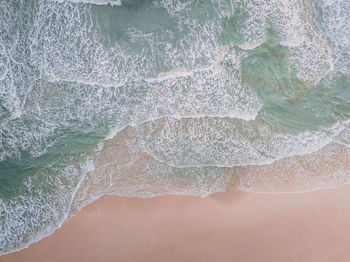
(3, 185), (350, 262)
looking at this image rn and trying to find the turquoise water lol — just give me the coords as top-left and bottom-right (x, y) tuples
(1, 0), (350, 254)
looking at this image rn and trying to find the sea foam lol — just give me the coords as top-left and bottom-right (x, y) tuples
(1, 0), (350, 256)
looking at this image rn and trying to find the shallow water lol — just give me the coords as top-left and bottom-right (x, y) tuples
(1, 0), (350, 255)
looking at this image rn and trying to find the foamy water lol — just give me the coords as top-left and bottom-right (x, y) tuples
(0, 0), (350, 255)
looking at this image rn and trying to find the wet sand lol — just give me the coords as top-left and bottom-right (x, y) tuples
(3, 185), (350, 262)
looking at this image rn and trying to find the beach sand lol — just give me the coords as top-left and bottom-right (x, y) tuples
(3, 185), (350, 262)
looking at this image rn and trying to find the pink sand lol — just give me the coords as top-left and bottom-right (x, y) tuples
(3, 185), (350, 262)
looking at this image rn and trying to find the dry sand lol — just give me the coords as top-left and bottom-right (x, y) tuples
(2, 185), (350, 262)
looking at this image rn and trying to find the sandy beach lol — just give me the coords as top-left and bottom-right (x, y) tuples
(3, 185), (350, 262)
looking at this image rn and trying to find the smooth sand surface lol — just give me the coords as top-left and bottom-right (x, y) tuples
(3, 185), (350, 262)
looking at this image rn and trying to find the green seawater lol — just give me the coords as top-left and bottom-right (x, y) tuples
(1, 0), (350, 255)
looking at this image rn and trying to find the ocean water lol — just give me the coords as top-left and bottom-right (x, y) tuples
(1, 0), (350, 254)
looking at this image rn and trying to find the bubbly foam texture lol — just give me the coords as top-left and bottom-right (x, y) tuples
(135, 118), (344, 167)
(69, 124), (350, 210)
(235, 142), (350, 193)
(57, 0), (122, 6)
(1, 0), (350, 255)
(0, 0), (261, 161)
(0, 162), (85, 254)
(334, 125), (350, 148)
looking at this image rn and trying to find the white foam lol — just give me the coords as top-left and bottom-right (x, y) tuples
(46, 74), (126, 89)
(236, 41), (264, 50)
(236, 143), (350, 193)
(144, 67), (200, 83)
(56, 0), (122, 6)
(134, 117), (346, 168)
(2, 0), (350, 256)
(0, 63), (8, 81)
